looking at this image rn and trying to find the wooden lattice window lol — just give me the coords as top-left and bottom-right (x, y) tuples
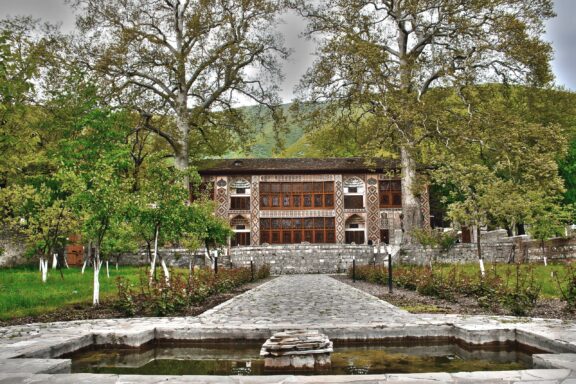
(230, 196), (250, 210)
(379, 180), (402, 208)
(259, 182), (334, 210)
(260, 217), (335, 244)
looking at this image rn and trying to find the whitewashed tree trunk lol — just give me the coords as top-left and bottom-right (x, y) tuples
(106, 260), (110, 278)
(39, 258), (42, 271)
(93, 245), (101, 306)
(64, 257), (69, 269)
(52, 253), (58, 269)
(149, 226), (159, 284)
(40, 257), (48, 283)
(82, 241), (92, 275)
(160, 257), (170, 284)
(479, 258), (485, 277)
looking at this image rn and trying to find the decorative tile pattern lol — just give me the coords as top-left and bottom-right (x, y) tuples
(259, 174), (335, 182)
(334, 175), (345, 243)
(260, 210), (335, 218)
(366, 176), (380, 243)
(229, 177), (251, 189)
(420, 184), (431, 230)
(250, 176), (260, 245)
(215, 177), (229, 218)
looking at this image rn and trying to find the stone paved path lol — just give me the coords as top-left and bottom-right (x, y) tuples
(199, 275), (410, 327)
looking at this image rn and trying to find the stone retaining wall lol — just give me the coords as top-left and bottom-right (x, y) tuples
(399, 236), (576, 265)
(120, 248), (207, 268)
(230, 244), (380, 274)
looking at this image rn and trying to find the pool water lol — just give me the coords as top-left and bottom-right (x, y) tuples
(64, 339), (546, 376)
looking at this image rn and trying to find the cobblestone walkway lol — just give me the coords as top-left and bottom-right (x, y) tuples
(198, 275), (410, 327)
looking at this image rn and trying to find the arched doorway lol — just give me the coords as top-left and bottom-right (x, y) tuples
(345, 214), (366, 244)
(230, 215), (250, 246)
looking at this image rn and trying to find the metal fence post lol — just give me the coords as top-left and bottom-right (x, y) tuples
(387, 252), (393, 293)
(352, 256), (356, 283)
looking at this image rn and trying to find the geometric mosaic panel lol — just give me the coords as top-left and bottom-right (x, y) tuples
(420, 184), (431, 231)
(366, 176), (380, 244)
(215, 177), (229, 219)
(334, 175), (345, 244)
(250, 176), (260, 245)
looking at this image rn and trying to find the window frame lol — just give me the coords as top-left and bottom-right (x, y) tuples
(259, 182), (335, 210)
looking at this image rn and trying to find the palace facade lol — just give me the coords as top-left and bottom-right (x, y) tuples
(196, 158), (431, 247)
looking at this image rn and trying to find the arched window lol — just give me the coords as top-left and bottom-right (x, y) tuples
(230, 179), (251, 210)
(343, 177), (365, 209)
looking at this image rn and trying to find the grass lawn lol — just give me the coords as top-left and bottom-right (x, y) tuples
(0, 265), (145, 320)
(431, 262), (572, 298)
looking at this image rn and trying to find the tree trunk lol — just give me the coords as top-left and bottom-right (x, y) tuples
(174, 93), (190, 188)
(149, 226), (159, 284)
(52, 253), (58, 269)
(541, 240), (547, 266)
(93, 244), (101, 306)
(400, 146), (423, 243)
(106, 260), (110, 278)
(40, 257), (48, 283)
(82, 241), (92, 275)
(477, 226), (485, 277)
(160, 256), (170, 284)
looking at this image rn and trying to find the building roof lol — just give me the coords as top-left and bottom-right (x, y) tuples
(195, 158), (401, 175)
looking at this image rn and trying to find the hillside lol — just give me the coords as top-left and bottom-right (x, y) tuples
(231, 103), (309, 158)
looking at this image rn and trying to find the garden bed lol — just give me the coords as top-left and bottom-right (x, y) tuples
(333, 262), (575, 320)
(0, 265), (272, 327)
(0, 278), (271, 327)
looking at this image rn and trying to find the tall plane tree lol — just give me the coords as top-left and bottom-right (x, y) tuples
(292, 0), (554, 237)
(71, 0), (287, 175)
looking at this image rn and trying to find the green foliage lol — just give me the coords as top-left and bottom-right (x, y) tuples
(411, 229), (457, 253)
(0, 183), (77, 261)
(114, 265), (270, 317)
(526, 197), (573, 242)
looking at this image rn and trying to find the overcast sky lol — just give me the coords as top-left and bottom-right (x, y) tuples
(1, 0), (575, 102)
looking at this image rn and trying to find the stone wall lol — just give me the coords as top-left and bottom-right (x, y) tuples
(399, 235), (576, 265)
(119, 248), (207, 268)
(230, 244), (380, 274)
(0, 230), (27, 267)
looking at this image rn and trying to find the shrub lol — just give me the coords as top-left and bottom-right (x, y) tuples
(553, 264), (576, 312)
(411, 229), (458, 253)
(498, 264), (541, 316)
(114, 277), (137, 316)
(114, 265), (270, 317)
